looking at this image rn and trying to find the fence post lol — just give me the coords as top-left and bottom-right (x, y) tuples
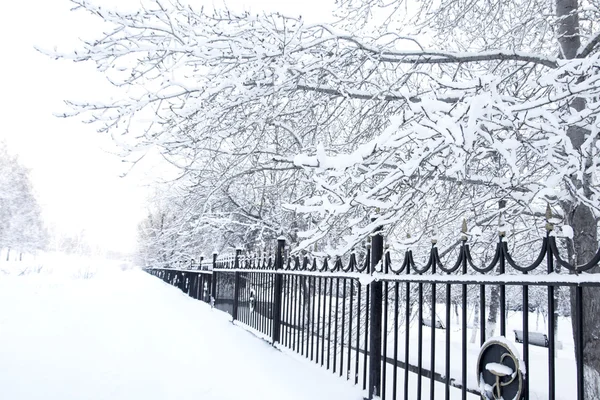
(272, 237), (285, 344)
(211, 252), (218, 307)
(369, 224), (384, 399)
(233, 248), (242, 321)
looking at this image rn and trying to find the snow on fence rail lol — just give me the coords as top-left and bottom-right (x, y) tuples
(145, 217), (600, 400)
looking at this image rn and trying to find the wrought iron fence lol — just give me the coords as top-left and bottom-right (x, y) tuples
(146, 218), (600, 400)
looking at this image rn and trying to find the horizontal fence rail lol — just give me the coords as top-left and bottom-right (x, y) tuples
(146, 219), (600, 400)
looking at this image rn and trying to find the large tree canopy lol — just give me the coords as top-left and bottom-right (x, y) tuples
(55, 0), (599, 252)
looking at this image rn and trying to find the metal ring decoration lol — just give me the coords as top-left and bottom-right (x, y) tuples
(355, 246), (370, 273)
(333, 256), (343, 272)
(389, 251), (408, 274)
(285, 256), (291, 270)
(434, 246), (463, 273)
(342, 253), (356, 273)
(412, 248), (435, 274)
(465, 243), (501, 273)
(383, 250), (391, 274)
(301, 256), (309, 271)
(319, 257), (329, 272)
(311, 257), (318, 272)
(267, 255), (273, 270)
(294, 256), (301, 271)
(504, 238), (547, 272)
(549, 236), (600, 272)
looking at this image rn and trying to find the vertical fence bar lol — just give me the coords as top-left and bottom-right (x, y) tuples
(301, 275), (307, 357)
(347, 278), (354, 380)
(311, 275), (317, 362)
(430, 258), (437, 400)
(382, 278), (388, 400)
(356, 281), (361, 385)
(317, 275), (323, 365)
(547, 239), (556, 400)
(369, 225), (384, 400)
(417, 281), (423, 399)
(461, 241), (467, 400)
(327, 276), (333, 370)
(322, 277), (327, 367)
(479, 285), (486, 346)
(296, 273), (301, 353)
(333, 277), (340, 374)
(284, 274), (291, 347)
(522, 275), (530, 397)
(341, 277), (347, 378)
(499, 250), (506, 336)
(270, 272), (275, 337)
(393, 281), (399, 400)
(404, 277), (411, 399)
(211, 252), (218, 305)
(272, 238), (285, 344)
(364, 273), (370, 389)
(445, 283), (451, 400)
(576, 285), (584, 400)
(233, 249), (242, 321)
(259, 269), (265, 334)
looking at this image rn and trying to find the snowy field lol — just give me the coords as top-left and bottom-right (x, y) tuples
(0, 254), (364, 400)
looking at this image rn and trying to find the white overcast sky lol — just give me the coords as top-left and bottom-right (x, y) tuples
(0, 0), (334, 254)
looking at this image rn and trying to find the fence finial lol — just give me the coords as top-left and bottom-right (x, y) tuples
(545, 203), (554, 232)
(498, 210), (506, 237)
(461, 218), (468, 241)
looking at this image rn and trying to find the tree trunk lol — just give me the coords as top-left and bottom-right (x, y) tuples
(487, 285), (499, 338)
(6, 248), (10, 262)
(454, 302), (459, 324)
(470, 301), (479, 344)
(556, 0), (600, 397)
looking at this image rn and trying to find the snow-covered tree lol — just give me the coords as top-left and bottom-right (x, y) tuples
(0, 143), (47, 259)
(53, 0), (600, 395)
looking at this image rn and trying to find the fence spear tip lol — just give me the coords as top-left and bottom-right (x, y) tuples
(545, 203), (554, 231)
(461, 218), (468, 241)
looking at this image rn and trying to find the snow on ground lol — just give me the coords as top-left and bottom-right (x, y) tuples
(0, 254), (364, 400)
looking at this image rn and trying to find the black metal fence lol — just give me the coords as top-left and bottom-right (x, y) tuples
(146, 222), (600, 400)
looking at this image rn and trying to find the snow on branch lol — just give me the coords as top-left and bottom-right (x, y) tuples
(51, 0), (600, 255)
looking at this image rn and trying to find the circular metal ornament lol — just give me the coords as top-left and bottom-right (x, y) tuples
(477, 338), (525, 400)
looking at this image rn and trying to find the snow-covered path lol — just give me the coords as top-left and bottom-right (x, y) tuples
(0, 261), (364, 400)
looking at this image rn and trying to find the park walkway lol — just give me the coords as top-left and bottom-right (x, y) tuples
(0, 258), (364, 400)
